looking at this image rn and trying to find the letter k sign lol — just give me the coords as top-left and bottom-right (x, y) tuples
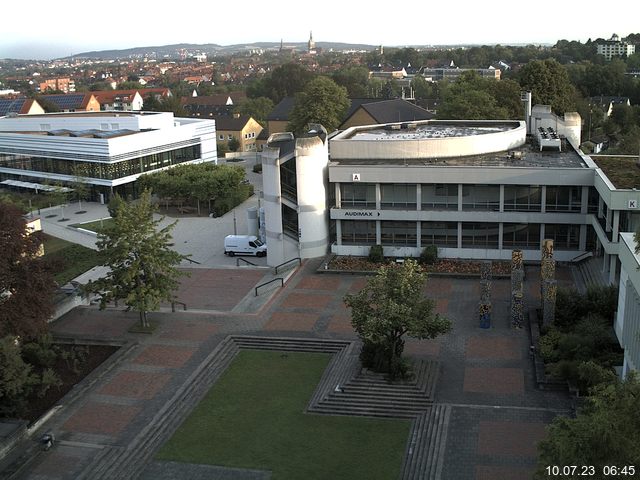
(629, 199), (638, 209)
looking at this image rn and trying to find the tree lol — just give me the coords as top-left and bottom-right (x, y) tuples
(343, 259), (451, 379)
(227, 136), (240, 152)
(85, 190), (188, 328)
(287, 76), (350, 134)
(535, 373), (640, 478)
(0, 202), (55, 339)
(0, 336), (38, 416)
(71, 164), (91, 211)
(234, 96), (274, 127)
(518, 59), (577, 114)
(332, 66), (370, 98)
(250, 63), (314, 103)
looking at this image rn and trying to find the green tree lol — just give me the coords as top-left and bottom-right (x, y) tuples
(287, 76), (350, 134)
(71, 164), (91, 211)
(234, 96), (274, 127)
(343, 259), (451, 379)
(535, 373), (640, 478)
(518, 59), (577, 114)
(86, 190), (188, 328)
(250, 63), (314, 103)
(0, 203), (55, 339)
(227, 136), (241, 152)
(332, 66), (370, 98)
(0, 336), (38, 416)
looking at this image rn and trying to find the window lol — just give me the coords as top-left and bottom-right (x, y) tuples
(504, 185), (541, 212)
(461, 223), (499, 248)
(341, 220), (376, 245)
(219, 134), (224, 140)
(340, 183), (376, 209)
(421, 222), (458, 247)
(422, 184), (457, 210)
(228, 134), (233, 140)
(544, 224), (580, 250)
(545, 186), (581, 212)
(381, 184), (416, 209)
(503, 223), (540, 249)
(461, 185), (500, 211)
(381, 221), (416, 246)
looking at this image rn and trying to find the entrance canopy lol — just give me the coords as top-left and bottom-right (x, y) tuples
(1, 179), (73, 193)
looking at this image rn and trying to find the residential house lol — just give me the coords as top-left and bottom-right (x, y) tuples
(0, 98), (45, 116)
(215, 114), (263, 152)
(340, 98), (435, 130)
(182, 93), (247, 118)
(93, 90), (144, 111)
(39, 77), (75, 93)
(589, 96), (632, 118)
(38, 93), (101, 112)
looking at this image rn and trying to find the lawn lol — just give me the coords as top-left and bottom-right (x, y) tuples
(157, 350), (411, 480)
(71, 218), (114, 233)
(43, 234), (104, 285)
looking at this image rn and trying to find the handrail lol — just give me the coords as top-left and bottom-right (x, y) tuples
(236, 258), (257, 267)
(274, 257), (301, 275)
(171, 301), (187, 312)
(255, 278), (284, 296)
(184, 257), (201, 265)
(570, 251), (593, 263)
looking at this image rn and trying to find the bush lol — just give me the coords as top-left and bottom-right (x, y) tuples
(22, 338), (57, 368)
(252, 163), (263, 173)
(419, 245), (438, 265)
(577, 361), (616, 393)
(368, 244), (384, 263)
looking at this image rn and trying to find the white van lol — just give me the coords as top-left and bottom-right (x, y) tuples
(224, 235), (267, 257)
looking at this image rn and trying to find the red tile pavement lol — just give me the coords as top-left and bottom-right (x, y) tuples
(326, 314), (356, 334)
(435, 298), (449, 315)
(423, 278), (453, 296)
(132, 345), (196, 368)
(463, 367), (525, 394)
(264, 312), (320, 332)
(476, 466), (536, 480)
(159, 320), (219, 342)
(477, 421), (547, 456)
(63, 402), (141, 436)
(296, 276), (342, 291)
(405, 339), (441, 357)
(171, 268), (265, 310)
(281, 292), (333, 309)
(98, 371), (172, 399)
(348, 278), (368, 292)
(51, 309), (134, 338)
(31, 451), (89, 476)
(466, 336), (522, 360)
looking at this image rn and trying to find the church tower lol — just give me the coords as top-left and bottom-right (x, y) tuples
(308, 31), (316, 54)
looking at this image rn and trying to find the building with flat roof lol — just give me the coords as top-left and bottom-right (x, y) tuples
(597, 34), (636, 60)
(0, 111), (216, 200)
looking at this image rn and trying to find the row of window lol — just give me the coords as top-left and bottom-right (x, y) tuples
(217, 132), (257, 141)
(340, 221), (583, 250)
(0, 145), (201, 181)
(339, 183), (596, 213)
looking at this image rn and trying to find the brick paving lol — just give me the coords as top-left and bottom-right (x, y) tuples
(463, 367), (525, 395)
(12, 261), (576, 480)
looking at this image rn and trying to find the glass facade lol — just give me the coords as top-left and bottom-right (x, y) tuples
(544, 224), (580, 250)
(381, 183), (417, 209)
(504, 185), (541, 211)
(341, 220), (376, 245)
(421, 221), (458, 247)
(545, 186), (582, 212)
(0, 145), (201, 181)
(279, 159), (297, 202)
(461, 223), (500, 248)
(461, 185), (500, 211)
(340, 183), (376, 209)
(381, 221), (416, 246)
(422, 184), (458, 210)
(503, 223), (540, 249)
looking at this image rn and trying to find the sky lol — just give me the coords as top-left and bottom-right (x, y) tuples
(2, 0), (639, 60)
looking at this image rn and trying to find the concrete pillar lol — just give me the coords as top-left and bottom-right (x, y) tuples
(598, 196), (604, 218)
(416, 184), (422, 211)
(375, 183), (381, 210)
(609, 255), (617, 285)
(581, 186), (589, 214)
(606, 206), (612, 232)
(458, 184), (463, 211)
(336, 219), (342, 246)
(539, 224), (545, 249)
(613, 210), (620, 240)
(499, 185), (505, 213)
(335, 182), (341, 208)
(376, 220), (381, 245)
(457, 222), (462, 249)
(579, 224), (587, 251)
(540, 185), (546, 213)
(603, 252), (609, 273)
(416, 221), (422, 249)
(498, 223), (504, 251)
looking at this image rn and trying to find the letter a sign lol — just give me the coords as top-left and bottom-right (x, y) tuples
(352, 173), (361, 182)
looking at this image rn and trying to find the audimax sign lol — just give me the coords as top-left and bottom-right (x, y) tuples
(343, 211), (381, 217)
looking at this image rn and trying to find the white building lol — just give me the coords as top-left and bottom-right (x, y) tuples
(0, 111), (216, 200)
(597, 34), (636, 60)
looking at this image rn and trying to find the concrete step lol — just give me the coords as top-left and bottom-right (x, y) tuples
(310, 403), (420, 419)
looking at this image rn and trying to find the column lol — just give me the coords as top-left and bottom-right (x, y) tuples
(375, 183), (381, 210)
(376, 220), (381, 245)
(581, 186), (589, 214)
(416, 184), (422, 211)
(457, 222), (462, 249)
(499, 185), (505, 213)
(336, 219), (342, 246)
(335, 182), (341, 208)
(416, 221), (422, 249)
(613, 210), (620, 240)
(609, 255), (617, 285)
(579, 224), (587, 251)
(458, 184), (463, 211)
(498, 223), (504, 251)
(541, 185), (546, 213)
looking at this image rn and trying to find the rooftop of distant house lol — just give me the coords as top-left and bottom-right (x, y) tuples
(592, 156), (640, 190)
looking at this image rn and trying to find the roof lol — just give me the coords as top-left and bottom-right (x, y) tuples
(38, 93), (96, 110)
(267, 97), (296, 121)
(0, 98), (35, 116)
(589, 96), (630, 108)
(182, 93), (246, 106)
(214, 115), (254, 131)
(341, 99), (435, 128)
(92, 90), (142, 105)
(137, 88), (172, 99)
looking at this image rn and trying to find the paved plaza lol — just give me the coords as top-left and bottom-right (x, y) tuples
(0, 254), (576, 480)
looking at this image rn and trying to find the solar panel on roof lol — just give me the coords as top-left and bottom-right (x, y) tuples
(0, 98), (25, 116)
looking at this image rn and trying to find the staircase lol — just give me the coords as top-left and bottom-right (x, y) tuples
(572, 256), (609, 293)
